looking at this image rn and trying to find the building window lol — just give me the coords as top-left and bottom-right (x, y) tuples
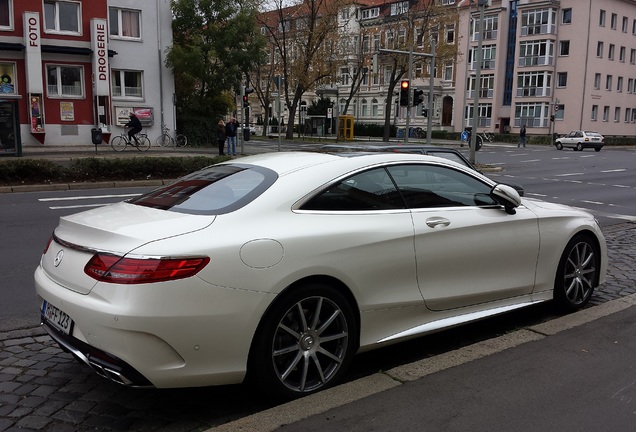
(518, 40), (554, 66)
(625, 108), (631, 123)
(514, 102), (549, 127)
(606, 75), (612, 91)
(554, 104), (564, 120)
(372, 34), (380, 51)
(591, 105), (598, 121)
(0, 62), (16, 93)
(469, 45), (497, 70)
(596, 41), (603, 58)
(445, 25), (455, 44)
(622, 16), (628, 33)
(562, 8), (572, 24)
(631, 49), (636, 65)
(372, 98), (379, 117)
(608, 44), (615, 60)
(599, 10), (606, 27)
(442, 0), (455, 5)
(559, 40), (570, 56)
(340, 67), (350, 86)
(557, 72), (567, 88)
(472, 16), (498, 41)
(603, 106), (609, 122)
(468, 75), (494, 98)
(46, 65), (83, 97)
(112, 70), (143, 98)
(0, 0), (12, 29)
(443, 61), (453, 81)
(614, 107), (620, 122)
(521, 8), (556, 36)
(619, 46), (626, 63)
(109, 8), (141, 39)
(517, 72), (552, 97)
(361, 7), (379, 20)
(617, 76), (623, 93)
(628, 78), (634, 94)
(44, 1), (80, 34)
(611, 13), (617, 30)
(594, 73), (601, 90)
(390, 1), (409, 16)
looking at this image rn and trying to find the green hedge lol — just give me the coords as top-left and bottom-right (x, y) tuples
(0, 156), (224, 186)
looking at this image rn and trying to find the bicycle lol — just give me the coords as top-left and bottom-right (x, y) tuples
(156, 126), (187, 147)
(412, 127), (426, 139)
(477, 131), (495, 143)
(110, 128), (151, 152)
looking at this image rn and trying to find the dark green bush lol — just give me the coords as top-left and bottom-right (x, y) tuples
(0, 156), (222, 186)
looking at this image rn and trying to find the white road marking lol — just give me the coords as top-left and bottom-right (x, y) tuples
(613, 184), (631, 188)
(581, 200), (605, 205)
(520, 159), (541, 163)
(554, 173), (583, 177)
(601, 169), (627, 173)
(39, 193), (140, 202)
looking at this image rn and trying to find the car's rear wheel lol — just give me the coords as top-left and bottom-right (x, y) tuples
(249, 283), (357, 399)
(576, 143), (583, 151)
(555, 142), (563, 150)
(554, 234), (598, 312)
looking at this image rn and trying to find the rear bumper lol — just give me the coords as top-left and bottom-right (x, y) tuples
(42, 320), (153, 387)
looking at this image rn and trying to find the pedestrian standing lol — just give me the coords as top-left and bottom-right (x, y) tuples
(225, 117), (238, 156)
(518, 124), (527, 148)
(216, 120), (226, 156)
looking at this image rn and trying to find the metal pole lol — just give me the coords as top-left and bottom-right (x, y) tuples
(426, 40), (435, 146)
(277, 91), (282, 151)
(239, 85), (244, 155)
(405, 45), (414, 144)
(460, 4), (474, 145)
(469, 1), (485, 164)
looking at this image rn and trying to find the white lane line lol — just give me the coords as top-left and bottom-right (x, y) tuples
(49, 204), (110, 210)
(612, 184), (631, 188)
(554, 173), (584, 177)
(552, 157), (570, 160)
(520, 159), (541, 163)
(39, 193), (140, 202)
(601, 169), (627, 173)
(581, 200), (605, 205)
(526, 193), (547, 197)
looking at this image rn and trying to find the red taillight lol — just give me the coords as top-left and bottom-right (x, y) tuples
(43, 236), (54, 255)
(84, 254), (210, 284)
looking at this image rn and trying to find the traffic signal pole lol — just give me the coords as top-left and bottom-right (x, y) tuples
(380, 42), (435, 145)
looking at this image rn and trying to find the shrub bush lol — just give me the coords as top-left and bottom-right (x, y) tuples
(0, 156), (222, 186)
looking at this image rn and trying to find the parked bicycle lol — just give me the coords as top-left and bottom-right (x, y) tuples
(477, 131), (495, 143)
(110, 128), (151, 152)
(156, 126), (187, 147)
(412, 127), (426, 139)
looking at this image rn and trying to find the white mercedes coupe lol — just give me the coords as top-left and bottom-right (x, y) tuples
(35, 151), (606, 398)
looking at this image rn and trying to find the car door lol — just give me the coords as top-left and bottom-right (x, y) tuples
(385, 163), (540, 311)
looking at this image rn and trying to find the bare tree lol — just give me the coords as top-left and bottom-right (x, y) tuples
(257, 0), (352, 139)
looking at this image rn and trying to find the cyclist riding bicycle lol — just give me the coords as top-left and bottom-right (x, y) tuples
(125, 112), (143, 145)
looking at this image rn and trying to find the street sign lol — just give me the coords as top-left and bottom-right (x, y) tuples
(327, 108), (332, 118)
(461, 130), (469, 141)
(554, 105), (560, 112)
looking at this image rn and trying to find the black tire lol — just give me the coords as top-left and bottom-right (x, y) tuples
(156, 134), (172, 147)
(576, 143), (583, 151)
(554, 234), (599, 312)
(594, 147), (601, 152)
(175, 134), (188, 147)
(110, 136), (126, 152)
(249, 283), (357, 399)
(555, 142), (563, 150)
(138, 136), (151, 152)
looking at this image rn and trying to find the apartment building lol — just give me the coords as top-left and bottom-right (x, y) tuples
(455, 0), (636, 137)
(0, 0), (174, 151)
(255, 0), (635, 139)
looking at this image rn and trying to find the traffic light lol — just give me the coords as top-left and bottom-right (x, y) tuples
(243, 87), (254, 108)
(422, 108), (428, 117)
(413, 89), (424, 106)
(399, 80), (410, 106)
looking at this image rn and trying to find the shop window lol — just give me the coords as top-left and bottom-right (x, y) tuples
(46, 65), (84, 97)
(0, 0), (12, 29)
(112, 70), (143, 98)
(109, 7), (141, 39)
(44, 1), (80, 34)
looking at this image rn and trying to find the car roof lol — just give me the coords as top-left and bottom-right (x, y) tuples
(224, 150), (473, 177)
(321, 144), (475, 167)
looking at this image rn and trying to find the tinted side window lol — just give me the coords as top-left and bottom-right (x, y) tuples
(386, 164), (496, 208)
(302, 168), (405, 211)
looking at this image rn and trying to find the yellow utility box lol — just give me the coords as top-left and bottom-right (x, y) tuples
(338, 115), (354, 141)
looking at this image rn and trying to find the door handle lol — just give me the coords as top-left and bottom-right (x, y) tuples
(426, 217), (450, 228)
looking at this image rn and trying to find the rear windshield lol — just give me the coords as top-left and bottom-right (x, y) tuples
(128, 164), (277, 215)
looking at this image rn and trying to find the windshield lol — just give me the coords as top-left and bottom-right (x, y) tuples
(128, 164), (277, 215)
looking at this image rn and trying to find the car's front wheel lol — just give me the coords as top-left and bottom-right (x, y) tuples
(555, 142), (563, 150)
(249, 283), (357, 399)
(554, 234), (599, 312)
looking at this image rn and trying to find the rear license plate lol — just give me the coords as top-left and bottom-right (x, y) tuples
(41, 301), (73, 335)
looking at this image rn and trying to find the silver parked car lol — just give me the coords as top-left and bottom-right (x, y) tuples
(554, 131), (604, 152)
